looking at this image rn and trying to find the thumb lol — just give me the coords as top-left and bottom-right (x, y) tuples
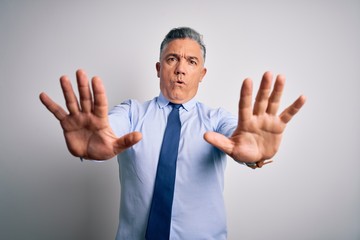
(114, 131), (142, 154)
(203, 131), (234, 155)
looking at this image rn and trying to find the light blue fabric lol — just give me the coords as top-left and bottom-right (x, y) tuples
(109, 93), (237, 240)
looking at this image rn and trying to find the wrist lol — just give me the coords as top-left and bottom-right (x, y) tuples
(245, 162), (257, 169)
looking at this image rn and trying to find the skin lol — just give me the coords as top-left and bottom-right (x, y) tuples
(39, 38), (306, 168)
(204, 72), (306, 166)
(156, 38), (207, 104)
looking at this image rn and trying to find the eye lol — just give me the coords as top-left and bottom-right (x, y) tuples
(167, 56), (177, 63)
(190, 60), (197, 65)
(189, 59), (198, 66)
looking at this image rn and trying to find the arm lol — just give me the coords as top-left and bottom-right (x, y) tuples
(204, 71), (306, 168)
(39, 69), (142, 160)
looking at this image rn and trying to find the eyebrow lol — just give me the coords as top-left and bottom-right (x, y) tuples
(188, 56), (200, 62)
(164, 53), (200, 62)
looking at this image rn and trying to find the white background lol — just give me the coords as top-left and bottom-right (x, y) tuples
(1, 0), (359, 239)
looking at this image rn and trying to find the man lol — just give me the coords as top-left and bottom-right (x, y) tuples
(40, 27), (306, 239)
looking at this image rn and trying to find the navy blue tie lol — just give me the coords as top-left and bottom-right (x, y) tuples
(146, 103), (182, 240)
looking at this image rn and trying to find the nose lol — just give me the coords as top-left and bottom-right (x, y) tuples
(175, 58), (186, 75)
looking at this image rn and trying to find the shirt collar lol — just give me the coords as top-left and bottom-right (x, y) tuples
(157, 92), (197, 112)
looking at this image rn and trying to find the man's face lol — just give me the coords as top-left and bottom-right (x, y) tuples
(156, 38), (207, 104)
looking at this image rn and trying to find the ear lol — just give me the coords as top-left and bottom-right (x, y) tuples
(199, 67), (207, 82)
(156, 62), (161, 78)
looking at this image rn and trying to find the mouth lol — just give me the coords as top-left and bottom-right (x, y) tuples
(176, 80), (185, 84)
(173, 79), (185, 86)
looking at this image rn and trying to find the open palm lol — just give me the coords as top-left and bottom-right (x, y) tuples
(40, 70), (142, 160)
(204, 72), (306, 167)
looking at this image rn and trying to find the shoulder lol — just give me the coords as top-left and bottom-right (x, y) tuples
(109, 97), (157, 115)
(195, 101), (235, 120)
(108, 97), (158, 136)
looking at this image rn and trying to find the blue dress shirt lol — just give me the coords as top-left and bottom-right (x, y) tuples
(109, 93), (237, 240)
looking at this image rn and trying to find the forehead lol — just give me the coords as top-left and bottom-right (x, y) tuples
(161, 38), (203, 58)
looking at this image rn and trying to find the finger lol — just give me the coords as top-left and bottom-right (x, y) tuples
(39, 92), (68, 121)
(279, 95), (306, 124)
(60, 75), (80, 115)
(203, 131), (234, 155)
(253, 71), (273, 115)
(92, 76), (109, 118)
(76, 69), (93, 113)
(266, 74), (285, 115)
(114, 132), (143, 154)
(238, 78), (253, 123)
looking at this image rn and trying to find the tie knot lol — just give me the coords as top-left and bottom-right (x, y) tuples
(169, 103), (182, 109)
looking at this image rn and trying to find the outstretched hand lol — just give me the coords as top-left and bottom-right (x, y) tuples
(204, 72), (306, 168)
(39, 69), (142, 160)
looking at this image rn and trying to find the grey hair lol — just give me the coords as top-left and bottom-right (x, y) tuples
(160, 27), (206, 61)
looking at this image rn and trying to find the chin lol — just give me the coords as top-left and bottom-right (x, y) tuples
(169, 96), (184, 103)
(166, 90), (182, 101)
